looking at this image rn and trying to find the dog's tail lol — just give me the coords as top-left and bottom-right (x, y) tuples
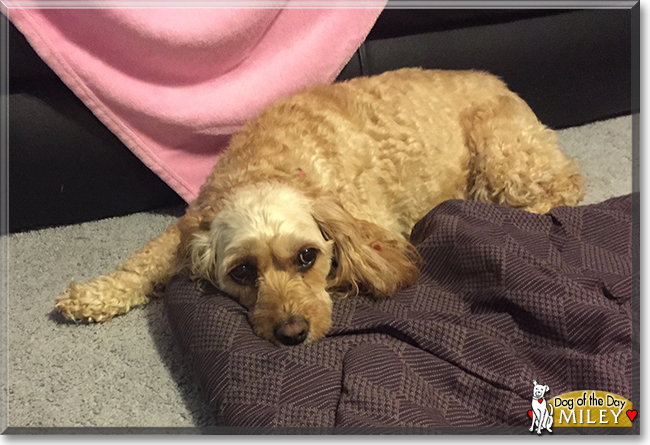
(55, 223), (181, 322)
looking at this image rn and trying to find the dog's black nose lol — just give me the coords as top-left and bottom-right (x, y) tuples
(274, 315), (309, 346)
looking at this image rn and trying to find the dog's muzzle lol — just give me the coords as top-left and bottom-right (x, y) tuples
(273, 315), (310, 346)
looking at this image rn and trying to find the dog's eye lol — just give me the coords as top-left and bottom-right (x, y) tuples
(229, 264), (257, 285)
(297, 248), (318, 269)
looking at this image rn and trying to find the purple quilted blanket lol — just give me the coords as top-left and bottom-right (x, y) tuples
(165, 195), (635, 430)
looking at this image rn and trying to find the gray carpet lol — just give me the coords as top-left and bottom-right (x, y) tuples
(4, 115), (633, 429)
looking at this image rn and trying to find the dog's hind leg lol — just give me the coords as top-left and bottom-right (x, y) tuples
(546, 404), (554, 432)
(55, 223), (180, 322)
(462, 95), (585, 214)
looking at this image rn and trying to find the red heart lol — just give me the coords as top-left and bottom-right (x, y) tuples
(626, 410), (637, 422)
(528, 410), (533, 419)
(538, 398), (543, 403)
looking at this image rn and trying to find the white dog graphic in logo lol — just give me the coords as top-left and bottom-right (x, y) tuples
(529, 380), (554, 434)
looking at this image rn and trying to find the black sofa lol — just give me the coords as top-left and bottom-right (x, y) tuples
(7, 7), (635, 232)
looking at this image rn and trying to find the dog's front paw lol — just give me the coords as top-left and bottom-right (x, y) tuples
(55, 281), (120, 322)
(55, 273), (148, 322)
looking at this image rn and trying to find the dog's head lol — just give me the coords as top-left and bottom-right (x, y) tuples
(180, 182), (420, 346)
(532, 381), (550, 399)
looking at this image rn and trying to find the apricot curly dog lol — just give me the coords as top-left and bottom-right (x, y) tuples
(55, 69), (584, 345)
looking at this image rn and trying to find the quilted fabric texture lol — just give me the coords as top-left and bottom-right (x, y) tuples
(165, 195), (634, 429)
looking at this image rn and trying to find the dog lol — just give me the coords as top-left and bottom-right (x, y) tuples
(530, 380), (554, 434)
(55, 68), (584, 345)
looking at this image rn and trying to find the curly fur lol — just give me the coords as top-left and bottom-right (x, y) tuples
(55, 68), (584, 344)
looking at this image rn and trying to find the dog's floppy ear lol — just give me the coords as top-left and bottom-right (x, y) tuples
(544, 385), (550, 394)
(533, 380), (537, 386)
(310, 195), (420, 297)
(176, 205), (218, 283)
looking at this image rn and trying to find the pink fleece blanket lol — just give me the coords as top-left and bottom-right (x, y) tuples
(8, 3), (384, 201)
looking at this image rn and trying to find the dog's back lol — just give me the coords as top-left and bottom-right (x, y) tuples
(218, 68), (583, 236)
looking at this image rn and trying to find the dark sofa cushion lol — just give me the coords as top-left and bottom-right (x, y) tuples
(8, 78), (186, 232)
(339, 9), (633, 130)
(164, 195), (635, 429)
(366, 8), (568, 39)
